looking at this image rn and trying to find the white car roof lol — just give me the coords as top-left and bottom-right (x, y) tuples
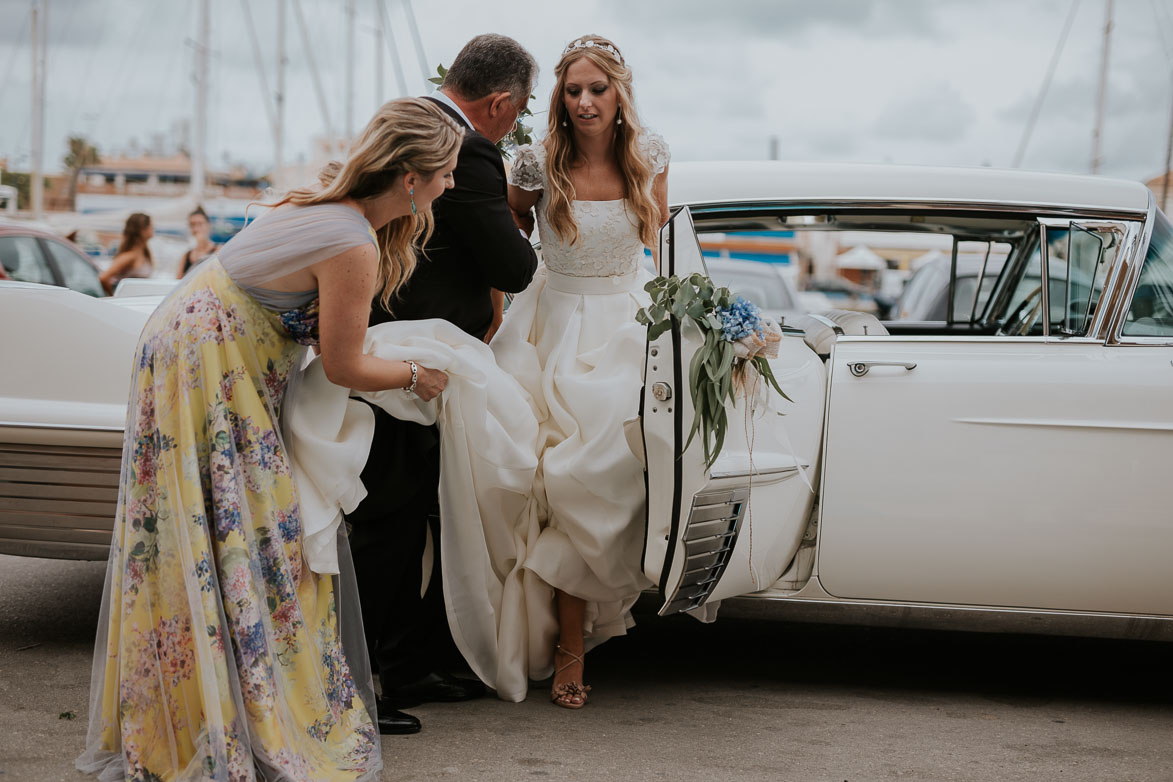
(667, 161), (1152, 216)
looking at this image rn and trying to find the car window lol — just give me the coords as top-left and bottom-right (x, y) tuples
(1001, 244), (1072, 336)
(0, 236), (54, 285)
(952, 274), (998, 321)
(996, 226), (1112, 336)
(1122, 211), (1173, 337)
(1058, 225), (1114, 335)
(43, 239), (103, 297)
(711, 268), (796, 311)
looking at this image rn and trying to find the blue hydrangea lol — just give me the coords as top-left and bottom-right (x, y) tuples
(715, 296), (764, 342)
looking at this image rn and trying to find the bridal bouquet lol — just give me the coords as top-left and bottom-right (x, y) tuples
(636, 274), (790, 468)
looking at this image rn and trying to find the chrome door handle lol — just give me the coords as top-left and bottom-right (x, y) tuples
(848, 361), (917, 378)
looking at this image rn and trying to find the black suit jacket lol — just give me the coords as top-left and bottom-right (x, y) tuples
(348, 97), (538, 526)
(370, 96), (538, 340)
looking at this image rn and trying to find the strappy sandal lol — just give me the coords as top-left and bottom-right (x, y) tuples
(550, 644), (591, 710)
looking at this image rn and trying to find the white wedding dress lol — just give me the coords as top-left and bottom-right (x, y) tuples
(284, 133), (671, 703)
(493, 134), (671, 655)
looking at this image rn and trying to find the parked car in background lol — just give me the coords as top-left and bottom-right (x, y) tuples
(802, 275), (883, 317)
(897, 255), (1006, 322)
(0, 223), (104, 297)
(704, 257), (806, 325)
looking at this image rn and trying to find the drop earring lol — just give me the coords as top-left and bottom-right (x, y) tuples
(409, 187), (417, 216)
(616, 111), (623, 126)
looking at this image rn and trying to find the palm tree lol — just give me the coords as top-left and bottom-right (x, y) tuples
(63, 136), (100, 211)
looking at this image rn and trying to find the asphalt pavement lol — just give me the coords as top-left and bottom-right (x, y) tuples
(2, 554), (1172, 782)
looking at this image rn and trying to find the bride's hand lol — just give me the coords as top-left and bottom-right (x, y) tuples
(511, 207), (534, 236)
(413, 365), (448, 402)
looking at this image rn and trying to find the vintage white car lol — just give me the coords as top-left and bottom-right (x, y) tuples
(3, 162), (1171, 642)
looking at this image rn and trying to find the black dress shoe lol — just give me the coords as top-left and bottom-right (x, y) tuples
(376, 706), (421, 735)
(385, 671), (486, 708)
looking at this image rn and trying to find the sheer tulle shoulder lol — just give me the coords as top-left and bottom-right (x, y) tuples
(219, 202), (376, 288)
(508, 144), (546, 191)
(639, 131), (671, 175)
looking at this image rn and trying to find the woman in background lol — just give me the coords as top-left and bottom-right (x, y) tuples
(98, 212), (154, 294)
(177, 205), (219, 277)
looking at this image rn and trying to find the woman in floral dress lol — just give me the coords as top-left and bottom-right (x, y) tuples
(77, 98), (462, 782)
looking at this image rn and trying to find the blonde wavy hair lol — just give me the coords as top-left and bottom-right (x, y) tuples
(277, 97), (463, 309)
(543, 34), (659, 249)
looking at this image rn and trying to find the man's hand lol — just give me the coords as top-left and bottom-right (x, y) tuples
(485, 289), (506, 343)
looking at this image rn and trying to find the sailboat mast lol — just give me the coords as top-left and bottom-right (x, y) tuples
(1163, 77), (1173, 211)
(401, 0), (429, 89)
(292, 0), (336, 142)
(375, 0), (384, 105)
(275, 0), (286, 190)
(378, 0), (408, 97)
(192, 0), (209, 201)
(1091, 0), (1113, 174)
(346, 0), (356, 138)
(30, 0), (46, 219)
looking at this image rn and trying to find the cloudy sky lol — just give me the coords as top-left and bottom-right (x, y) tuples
(2, 0), (1172, 183)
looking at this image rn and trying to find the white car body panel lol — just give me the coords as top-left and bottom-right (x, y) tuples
(818, 338), (1173, 616)
(641, 209), (823, 615)
(0, 284), (154, 437)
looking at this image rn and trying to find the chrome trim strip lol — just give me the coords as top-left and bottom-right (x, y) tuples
(1111, 194), (1164, 345)
(682, 199), (1149, 220)
(0, 421), (124, 433)
(1038, 221), (1051, 338)
(710, 464), (801, 481)
(715, 593), (1173, 642)
(956, 416), (1173, 433)
(659, 487), (749, 616)
(838, 335), (1052, 343)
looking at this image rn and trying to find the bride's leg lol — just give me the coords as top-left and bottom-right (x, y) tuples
(551, 589), (590, 708)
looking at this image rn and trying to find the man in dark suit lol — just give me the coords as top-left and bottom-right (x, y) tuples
(346, 34), (539, 735)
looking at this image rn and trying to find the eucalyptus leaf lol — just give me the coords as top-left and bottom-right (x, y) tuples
(636, 272), (791, 466)
(648, 321), (672, 341)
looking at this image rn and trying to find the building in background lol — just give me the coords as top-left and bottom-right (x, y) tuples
(1143, 171), (1173, 215)
(77, 154), (265, 211)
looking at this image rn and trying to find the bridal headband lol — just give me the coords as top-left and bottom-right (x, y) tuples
(562, 38), (623, 64)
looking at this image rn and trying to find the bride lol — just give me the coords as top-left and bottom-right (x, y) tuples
(497, 33), (670, 709)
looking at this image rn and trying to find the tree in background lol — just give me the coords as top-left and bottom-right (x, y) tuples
(63, 136), (100, 211)
(0, 172), (37, 210)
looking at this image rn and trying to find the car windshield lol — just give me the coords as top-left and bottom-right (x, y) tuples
(1122, 210), (1173, 337)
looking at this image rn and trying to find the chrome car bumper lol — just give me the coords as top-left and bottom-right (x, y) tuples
(0, 441), (119, 561)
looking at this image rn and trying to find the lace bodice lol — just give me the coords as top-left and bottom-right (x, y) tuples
(509, 133), (669, 279)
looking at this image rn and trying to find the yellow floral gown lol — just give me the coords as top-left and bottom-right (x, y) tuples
(78, 206), (381, 782)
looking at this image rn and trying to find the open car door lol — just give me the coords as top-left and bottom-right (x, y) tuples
(640, 207), (826, 616)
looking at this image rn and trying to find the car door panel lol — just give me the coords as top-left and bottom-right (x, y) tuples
(642, 208), (824, 615)
(818, 337), (1173, 616)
